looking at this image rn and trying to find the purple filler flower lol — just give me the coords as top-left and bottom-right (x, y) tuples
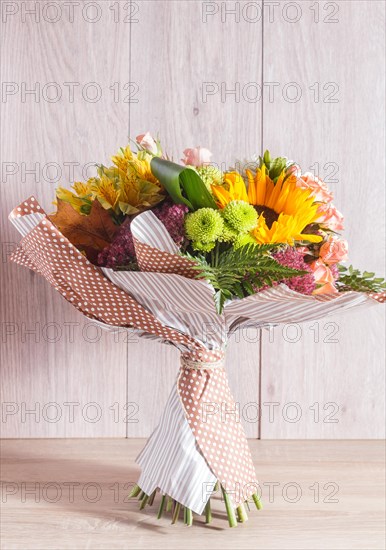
(273, 247), (316, 295)
(97, 219), (135, 268)
(153, 201), (188, 247)
(98, 201), (188, 268)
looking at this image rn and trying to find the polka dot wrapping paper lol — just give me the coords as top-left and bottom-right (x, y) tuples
(9, 198), (221, 360)
(9, 196), (259, 508)
(178, 360), (258, 504)
(9, 196), (385, 512)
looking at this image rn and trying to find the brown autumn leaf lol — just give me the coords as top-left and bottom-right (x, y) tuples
(48, 199), (120, 259)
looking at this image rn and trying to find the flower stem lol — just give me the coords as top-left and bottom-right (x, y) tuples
(221, 486), (237, 528)
(157, 494), (166, 519)
(128, 484), (141, 498)
(205, 499), (212, 523)
(252, 493), (263, 510)
(186, 507), (193, 526)
(139, 494), (149, 510)
(171, 502), (181, 524)
(166, 496), (172, 512)
(133, 481), (261, 528)
(148, 490), (156, 506)
(236, 503), (248, 523)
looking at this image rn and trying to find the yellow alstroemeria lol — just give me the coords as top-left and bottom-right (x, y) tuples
(72, 180), (93, 198)
(90, 174), (120, 213)
(118, 175), (164, 215)
(55, 144), (165, 218)
(126, 151), (159, 185)
(56, 186), (91, 213)
(111, 145), (134, 174)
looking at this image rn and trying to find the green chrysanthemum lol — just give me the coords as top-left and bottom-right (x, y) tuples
(185, 208), (224, 244)
(222, 200), (258, 233)
(220, 221), (239, 243)
(192, 240), (216, 253)
(233, 233), (257, 249)
(196, 166), (223, 191)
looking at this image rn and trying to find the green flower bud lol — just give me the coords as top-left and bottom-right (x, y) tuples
(223, 200), (258, 233)
(185, 208), (224, 244)
(196, 166), (223, 191)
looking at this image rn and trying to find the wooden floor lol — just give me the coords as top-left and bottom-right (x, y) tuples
(0, 440), (384, 550)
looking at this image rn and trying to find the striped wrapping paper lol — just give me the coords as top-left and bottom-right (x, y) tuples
(9, 197), (383, 515)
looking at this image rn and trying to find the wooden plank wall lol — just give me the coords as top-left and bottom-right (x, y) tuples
(0, 1), (384, 438)
(261, 0), (385, 438)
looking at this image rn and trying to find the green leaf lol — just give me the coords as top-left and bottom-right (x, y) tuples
(242, 280), (255, 295)
(269, 157), (287, 181)
(233, 282), (245, 299)
(180, 169), (218, 210)
(150, 157), (218, 211)
(214, 289), (228, 313)
(187, 243), (306, 313)
(337, 265), (386, 293)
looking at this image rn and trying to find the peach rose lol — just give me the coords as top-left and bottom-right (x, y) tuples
(297, 172), (334, 203)
(319, 236), (348, 264)
(317, 203), (345, 231)
(182, 147), (212, 167)
(136, 132), (158, 155)
(310, 259), (338, 294)
(313, 282), (339, 295)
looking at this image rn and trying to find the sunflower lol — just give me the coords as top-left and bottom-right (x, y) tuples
(211, 166), (322, 245)
(212, 172), (248, 206)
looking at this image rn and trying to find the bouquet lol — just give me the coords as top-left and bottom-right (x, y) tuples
(9, 133), (385, 527)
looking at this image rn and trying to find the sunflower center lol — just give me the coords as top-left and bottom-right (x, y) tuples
(254, 205), (279, 228)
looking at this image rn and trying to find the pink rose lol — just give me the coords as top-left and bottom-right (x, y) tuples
(317, 203), (345, 231)
(287, 163), (301, 177)
(182, 147), (212, 167)
(136, 132), (158, 155)
(310, 259), (338, 295)
(297, 172), (334, 203)
(319, 236), (348, 264)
